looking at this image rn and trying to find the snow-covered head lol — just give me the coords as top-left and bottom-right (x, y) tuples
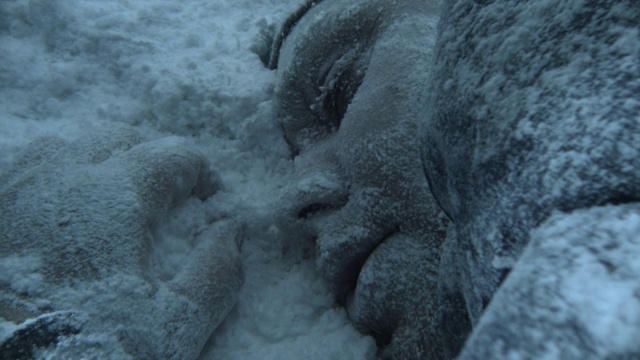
(273, 0), (445, 357)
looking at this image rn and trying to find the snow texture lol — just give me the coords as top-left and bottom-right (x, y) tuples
(423, 0), (640, 357)
(460, 204), (640, 359)
(1, 0), (376, 359)
(274, 1), (447, 358)
(2, 0), (639, 358)
(0, 124), (243, 359)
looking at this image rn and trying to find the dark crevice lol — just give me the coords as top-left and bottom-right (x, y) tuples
(297, 203), (334, 219)
(280, 122), (300, 158)
(319, 46), (371, 132)
(267, 0), (326, 70)
(0, 311), (82, 360)
(335, 225), (401, 305)
(297, 192), (350, 220)
(601, 193), (640, 207)
(335, 250), (371, 305)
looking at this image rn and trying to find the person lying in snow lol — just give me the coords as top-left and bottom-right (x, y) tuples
(266, 0), (449, 358)
(268, 0), (640, 358)
(0, 124), (243, 359)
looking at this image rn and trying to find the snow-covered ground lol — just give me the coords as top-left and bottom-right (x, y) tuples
(0, 1), (376, 358)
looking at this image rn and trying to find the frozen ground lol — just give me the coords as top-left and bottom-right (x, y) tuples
(0, 0), (376, 358)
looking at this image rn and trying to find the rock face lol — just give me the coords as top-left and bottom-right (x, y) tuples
(422, 0), (640, 357)
(273, 0), (448, 358)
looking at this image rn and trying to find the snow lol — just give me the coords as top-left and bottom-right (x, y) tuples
(459, 205), (640, 359)
(4, 0), (638, 358)
(0, 0), (375, 358)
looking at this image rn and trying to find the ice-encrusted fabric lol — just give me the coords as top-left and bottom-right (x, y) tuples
(460, 204), (640, 359)
(422, 0), (639, 357)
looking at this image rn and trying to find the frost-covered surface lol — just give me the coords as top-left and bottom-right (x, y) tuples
(423, 0), (640, 357)
(0, 125), (243, 358)
(274, 1), (446, 358)
(460, 204), (640, 359)
(0, 0), (376, 358)
(3, 0), (639, 358)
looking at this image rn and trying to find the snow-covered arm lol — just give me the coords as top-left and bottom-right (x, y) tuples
(0, 124), (243, 359)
